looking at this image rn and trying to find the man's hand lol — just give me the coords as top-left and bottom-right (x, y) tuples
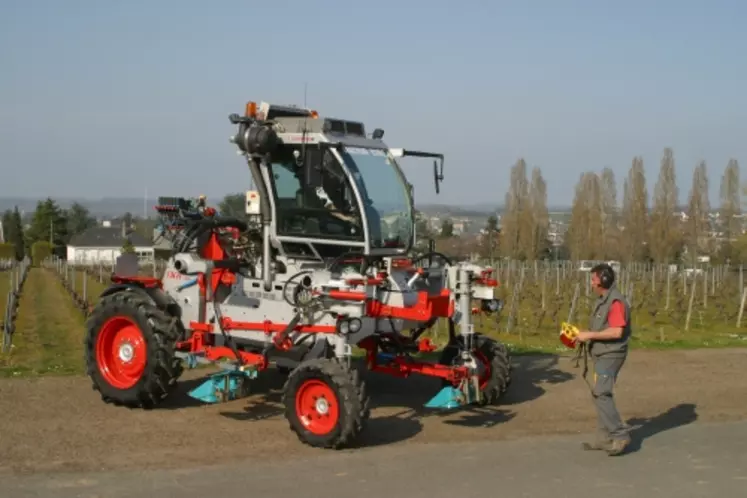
(575, 331), (594, 343)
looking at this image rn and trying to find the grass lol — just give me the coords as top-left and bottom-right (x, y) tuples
(0, 269), (87, 378)
(62, 266), (108, 307)
(2, 264), (746, 379)
(462, 267), (747, 354)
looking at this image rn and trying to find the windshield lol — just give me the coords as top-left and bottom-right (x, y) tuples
(268, 146), (364, 243)
(340, 147), (413, 249)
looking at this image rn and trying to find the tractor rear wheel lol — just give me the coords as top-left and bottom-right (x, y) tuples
(84, 290), (183, 409)
(439, 333), (512, 405)
(282, 358), (370, 449)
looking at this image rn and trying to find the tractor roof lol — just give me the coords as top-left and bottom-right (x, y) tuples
(250, 101), (382, 148)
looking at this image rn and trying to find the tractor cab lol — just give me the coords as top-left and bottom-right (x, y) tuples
(230, 101), (444, 262)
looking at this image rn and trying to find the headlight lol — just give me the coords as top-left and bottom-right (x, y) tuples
(481, 299), (503, 313)
(337, 317), (362, 335)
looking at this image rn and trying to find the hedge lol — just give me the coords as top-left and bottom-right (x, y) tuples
(31, 241), (53, 266)
(0, 243), (15, 260)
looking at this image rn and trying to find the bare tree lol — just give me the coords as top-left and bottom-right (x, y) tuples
(566, 173), (590, 260)
(685, 160), (710, 263)
(585, 172), (605, 259)
(566, 172), (603, 260)
(500, 158), (530, 259)
(528, 167), (549, 259)
(718, 158), (742, 261)
(649, 147), (680, 263)
(620, 156), (649, 262)
(600, 167), (619, 259)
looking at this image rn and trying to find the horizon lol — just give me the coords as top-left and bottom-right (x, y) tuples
(0, 194), (719, 217)
(2, 1), (746, 206)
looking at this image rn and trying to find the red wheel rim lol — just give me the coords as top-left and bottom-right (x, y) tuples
(295, 379), (339, 435)
(95, 316), (147, 390)
(473, 350), (492, 390)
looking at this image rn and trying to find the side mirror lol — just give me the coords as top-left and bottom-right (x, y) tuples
(433, 159), (444, 194)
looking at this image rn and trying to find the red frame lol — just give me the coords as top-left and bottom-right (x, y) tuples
(357, 337), (469, 384)
(110, 219), (501, 383)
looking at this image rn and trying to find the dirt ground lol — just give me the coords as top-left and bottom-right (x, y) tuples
(0, 347), (745, 475)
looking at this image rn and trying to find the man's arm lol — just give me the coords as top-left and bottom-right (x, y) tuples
(577, 300), (626, 342)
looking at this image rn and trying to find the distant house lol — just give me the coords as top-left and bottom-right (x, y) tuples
(67, 220), (154, 265)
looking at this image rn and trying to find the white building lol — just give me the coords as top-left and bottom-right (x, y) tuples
(67, 220), (154, 265)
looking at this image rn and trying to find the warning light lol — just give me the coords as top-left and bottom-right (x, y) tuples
(245, 101), (257, 117)
(310, 110), (319, 118)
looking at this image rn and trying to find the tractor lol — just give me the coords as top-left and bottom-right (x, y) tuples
(84, 100), (512, 449)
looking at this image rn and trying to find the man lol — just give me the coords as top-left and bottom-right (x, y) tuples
(574, 262), (632, 456)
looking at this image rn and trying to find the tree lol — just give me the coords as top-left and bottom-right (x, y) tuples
(684, 160), (710, 263)
(66, 202), (96, 241)
(600, 167), (620, 260)
(528, 167), (550, 259)
(649, 148), (680, 263)
(620, 156), (649, 262)
(0, 209), (13, 257)
(30, 241), (52, 266)
(479, 215), (500, 261)
(10, 207), (25, 260)
(486, 214), (499, 232)
(440, 218), (454, 238)
(500, 158), (530, 259)
(565, 172), (605, 260)
(718, 158), (741, 262)
(25, 198), (68, 255)
(413, 209), (434, 251)
(219, 193), (249, 220)
(121, 238), (136, 254)
(122, 211), (134, 230)
(565, 173), (591, 260)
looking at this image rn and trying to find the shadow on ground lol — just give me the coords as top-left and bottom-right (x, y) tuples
(624, 403), (699, 454)
(156, 353), (575, 446)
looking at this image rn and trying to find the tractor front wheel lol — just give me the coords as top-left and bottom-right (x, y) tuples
(439, 333), (512, 405)
(282, 358), (370, 449)
(84, 290), (183, 409)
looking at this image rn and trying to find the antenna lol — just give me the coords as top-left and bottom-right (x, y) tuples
(300, 82), (309, 162)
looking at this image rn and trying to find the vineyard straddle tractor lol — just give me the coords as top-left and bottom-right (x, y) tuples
(84, 100), (512, 448)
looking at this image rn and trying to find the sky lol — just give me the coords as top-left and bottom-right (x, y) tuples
(1, 0), (745, 208)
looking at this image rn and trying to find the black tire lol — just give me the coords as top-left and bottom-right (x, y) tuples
(282, 358), (369, 449)
(439, 333), (512, 405)
(84, 289), (183, 409)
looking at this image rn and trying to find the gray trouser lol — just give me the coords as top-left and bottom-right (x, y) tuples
(590, 354), (629, 440)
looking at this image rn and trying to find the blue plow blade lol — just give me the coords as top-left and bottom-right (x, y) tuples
(424, 386), (465, 410)
(374, 353), (469, 410)
(188, 369), (257, 404)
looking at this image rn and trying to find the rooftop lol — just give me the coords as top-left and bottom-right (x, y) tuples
(69, 225), (151, 248)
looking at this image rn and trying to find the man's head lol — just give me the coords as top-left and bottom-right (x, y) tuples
(590, 262), (615, 295)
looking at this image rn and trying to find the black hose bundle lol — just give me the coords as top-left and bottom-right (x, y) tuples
(171, 216), (250, 255)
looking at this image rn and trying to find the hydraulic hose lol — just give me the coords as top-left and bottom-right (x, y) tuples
(173, 217), (249, 254)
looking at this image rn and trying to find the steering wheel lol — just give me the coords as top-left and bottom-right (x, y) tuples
(410, 250), (453, 270)
(281, 208), (361, 238)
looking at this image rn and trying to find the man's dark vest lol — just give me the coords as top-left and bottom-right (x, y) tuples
(588, 286), (632, 358)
